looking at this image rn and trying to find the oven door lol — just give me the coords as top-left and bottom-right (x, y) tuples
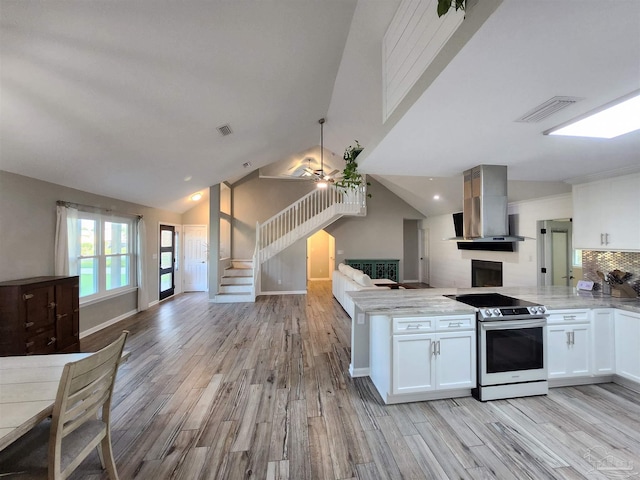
(479, 318), (547, 386)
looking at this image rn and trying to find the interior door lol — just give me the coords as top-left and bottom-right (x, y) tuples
(539, 220), (573, 287)
(159, 225), (175, 300)
(419, 228), (429, 285)
(184, 225), (208, 292)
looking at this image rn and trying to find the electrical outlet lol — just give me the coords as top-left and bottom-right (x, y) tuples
(357, 313), (365, 325)
(278, 279), (282, 285)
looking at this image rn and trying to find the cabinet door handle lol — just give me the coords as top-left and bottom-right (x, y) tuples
(47, 337), (57, 346)
(26, 341), (34, 348)
(605, 233), (610, 245)
(448, 322), (463, 327)
(48, 302), (56, 309)
(571, 331), (575, 345)
(563, 315), (576, 321)
(600, 233), (604, 245)
(431, 342), (437, 356)
(56, 313), (68, 320)
(566, 332), (571, 346)
(22, 293), (34, 301)
(406, 324), (423, 330)
(25, 322), (34, 328)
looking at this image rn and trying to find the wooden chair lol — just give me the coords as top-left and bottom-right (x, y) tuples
(0, 331), (129, 479)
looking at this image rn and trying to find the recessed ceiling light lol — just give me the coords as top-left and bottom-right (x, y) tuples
(433, 194), (440, 200)
(190, 192), (203, 201)
(544, 90), (640, 139)
(184, 175), (192, 182)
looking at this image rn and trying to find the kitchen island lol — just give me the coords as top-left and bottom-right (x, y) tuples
(349, 287), (640, 401)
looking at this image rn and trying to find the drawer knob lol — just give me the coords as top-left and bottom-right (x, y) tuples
(22, 293), (34, 301)
(25, 322), (34, 328)
(56, 313), (68, 320)
(47, 337), (57, 346)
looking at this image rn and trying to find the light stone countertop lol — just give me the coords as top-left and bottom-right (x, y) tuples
(347, 286), (640, 316)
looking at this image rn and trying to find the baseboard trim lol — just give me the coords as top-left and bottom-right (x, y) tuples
(260, 290), (307, 296)
(613, 374), (640, 393)
(349, 366), (370, 377)
(80, 309), (138, 338)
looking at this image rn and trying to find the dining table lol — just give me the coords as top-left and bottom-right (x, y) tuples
(0, 351), (128, 451)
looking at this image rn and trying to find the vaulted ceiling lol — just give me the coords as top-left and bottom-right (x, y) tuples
(1, 1), (639, 215)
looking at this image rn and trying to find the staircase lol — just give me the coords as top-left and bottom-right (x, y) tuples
(214, 184), (367, 303)
(213, 259), (255, 303)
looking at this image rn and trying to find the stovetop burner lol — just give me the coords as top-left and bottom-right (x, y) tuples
(444, 293), (537, 308)
(444, 293), (546, 320)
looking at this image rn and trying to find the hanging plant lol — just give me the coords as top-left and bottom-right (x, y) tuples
(437, 0), (465, 17)
(336, 141), (371, 197)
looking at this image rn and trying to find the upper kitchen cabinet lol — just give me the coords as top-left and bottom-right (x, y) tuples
(572, 173), (640, 251)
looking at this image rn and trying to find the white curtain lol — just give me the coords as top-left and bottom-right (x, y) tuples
(136, 217), (149, 311)
(54, 205), (78, 276)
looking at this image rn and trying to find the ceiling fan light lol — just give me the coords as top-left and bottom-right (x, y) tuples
(316, 180), (328, 189)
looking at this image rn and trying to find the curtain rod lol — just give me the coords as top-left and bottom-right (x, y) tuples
(57, 200), (143, 219)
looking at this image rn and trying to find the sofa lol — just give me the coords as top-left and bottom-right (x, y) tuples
(332, 263), (389, 318)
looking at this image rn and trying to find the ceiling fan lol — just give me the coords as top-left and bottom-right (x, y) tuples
(285, 118), (339, 186)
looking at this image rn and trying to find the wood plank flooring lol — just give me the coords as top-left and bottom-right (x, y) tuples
(70, 281), (640, 479)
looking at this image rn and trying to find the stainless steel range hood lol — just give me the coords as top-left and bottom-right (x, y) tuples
(456, 165), (524, 243)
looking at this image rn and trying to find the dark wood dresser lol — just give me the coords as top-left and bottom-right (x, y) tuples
(0, 276), (80, 356)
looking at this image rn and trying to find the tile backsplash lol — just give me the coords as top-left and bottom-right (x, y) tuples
(582, 251), (640, 294)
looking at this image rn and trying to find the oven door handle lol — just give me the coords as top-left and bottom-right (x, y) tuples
(482, 319), (546, 330)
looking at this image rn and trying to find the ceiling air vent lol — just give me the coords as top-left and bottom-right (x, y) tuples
(217, 124), (233, 136)
(515, 96), (582, 123)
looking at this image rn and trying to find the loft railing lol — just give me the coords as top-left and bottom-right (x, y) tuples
(256, 184), (366, 265)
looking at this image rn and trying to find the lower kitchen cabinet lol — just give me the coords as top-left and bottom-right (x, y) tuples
(547, 310), (591, 380)
(615, 310), (640, 383)
(370, 313), (475, 403)
(547, 323), (590, 378)
(591, 308), (615, 375)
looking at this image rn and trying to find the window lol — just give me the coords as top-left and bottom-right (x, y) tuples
(76, 212), (136, 300)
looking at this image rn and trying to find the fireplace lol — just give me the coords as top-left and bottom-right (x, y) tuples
(472, 260), (503, 287)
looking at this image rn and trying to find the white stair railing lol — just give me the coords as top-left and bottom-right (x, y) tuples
(256, 184), (366, 265)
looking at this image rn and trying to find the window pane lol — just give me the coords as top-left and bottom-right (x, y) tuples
(80, 219), (96, 256)
(161, 230), (173, 247)
(106, 255), (130, 290)
(160, 273), (172, 291)
(160, 252), (173, 269)
(79, 257), (98, 297)
(105, 222), (129, 255)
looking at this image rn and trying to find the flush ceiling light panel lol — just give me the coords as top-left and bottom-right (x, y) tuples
(544, 90), (640, 139)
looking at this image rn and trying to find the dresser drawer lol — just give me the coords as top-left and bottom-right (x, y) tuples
(393, 317), (435, 334)
(26, 330), (57, 355)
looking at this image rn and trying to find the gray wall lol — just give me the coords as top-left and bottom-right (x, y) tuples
(182, 197), (209, 225)
(325, 177), (424, 282)
(231, 171), (315, 258)
(0, 170), (183, 333)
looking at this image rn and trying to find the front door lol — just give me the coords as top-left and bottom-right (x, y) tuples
(159, 225), (176, 300)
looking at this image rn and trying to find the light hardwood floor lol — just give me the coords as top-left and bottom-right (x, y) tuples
(71, 281), (640, 479)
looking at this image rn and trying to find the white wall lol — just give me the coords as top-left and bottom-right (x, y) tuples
(424, 194), (572, 288)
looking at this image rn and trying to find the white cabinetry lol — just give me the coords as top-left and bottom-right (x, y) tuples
(370, 314), (475, 403)
(591, 308), (615, 375)
(547, 310), (591, 380)
(572, 174), (640, 251)
(615, 310), (640, 383)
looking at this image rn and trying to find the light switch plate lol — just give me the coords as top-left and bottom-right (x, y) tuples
(577, 280), (594, 291)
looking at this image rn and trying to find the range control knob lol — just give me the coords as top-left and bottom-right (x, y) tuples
(484, 309), (493, 317)
(538, 306), (546, 313)
(493, 308), (501, 316)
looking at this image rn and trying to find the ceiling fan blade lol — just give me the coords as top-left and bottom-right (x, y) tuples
(327, 169), (340, 177)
